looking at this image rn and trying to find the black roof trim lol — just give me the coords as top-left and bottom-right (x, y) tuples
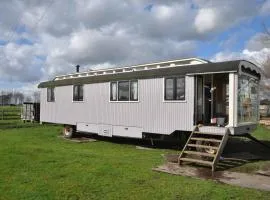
(38, 60), (251, 88)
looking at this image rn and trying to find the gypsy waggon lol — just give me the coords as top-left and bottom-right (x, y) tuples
(38, 58), (261, 171)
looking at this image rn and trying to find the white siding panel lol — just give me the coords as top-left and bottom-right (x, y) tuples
(40, 76), (195, 135)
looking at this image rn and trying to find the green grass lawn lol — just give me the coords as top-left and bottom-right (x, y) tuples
(0, 106), (21, 120)
(0, 124), (270, 200)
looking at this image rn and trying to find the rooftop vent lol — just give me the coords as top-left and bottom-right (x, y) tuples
(76, 65), (80, 73)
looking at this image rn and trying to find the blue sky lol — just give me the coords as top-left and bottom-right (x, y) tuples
(0, 0), (269, 91)
(197, 16), (266, 58)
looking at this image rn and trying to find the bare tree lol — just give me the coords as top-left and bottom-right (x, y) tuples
(258, 24), (270, 99)
(13, 92), (24, 105)
(33, 91), (40, 103)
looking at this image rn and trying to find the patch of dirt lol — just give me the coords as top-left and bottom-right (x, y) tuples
(153, 163), (270, 191)
(256, 170), (270, 177)
(165, 154), (179, 163)
(260, 118), (270, 126)
(136, 146), (154, 150)
(59, 136), (97, 143)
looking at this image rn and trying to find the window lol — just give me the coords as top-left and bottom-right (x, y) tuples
(47, 87), (55, 102)
(73, 85), (84, 101)
(237, 74), (259, 123)
(118, 81), (129, 101)
(164, 77), (185, 101)
(110, 80), (138, 101)
(110, 82), (117, 101)
(130, 80), (138, 101)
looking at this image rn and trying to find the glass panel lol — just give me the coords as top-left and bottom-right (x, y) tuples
(165, 78), (174, 100)
(47, 88), (55, 102)
(238, 74), (259, 123)
(79, 85), (83, 101)
(196, 76), (203, 122)
(73, 85), (78, 101)
(51, 88), (55, 101)
(110, 82), (117, 101)
(130, 81), (138, 101)
(47, 88), (51, 102)
(118, 81), (129, 101)
(176, 77), (185, 100)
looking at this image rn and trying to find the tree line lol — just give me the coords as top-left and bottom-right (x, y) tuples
(0, 91), (40, 105)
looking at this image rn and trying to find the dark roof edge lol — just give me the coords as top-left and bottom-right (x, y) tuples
(38, 60), (247, 88)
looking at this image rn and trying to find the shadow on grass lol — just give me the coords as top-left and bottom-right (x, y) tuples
(216, 136), (270, 171)
(73, 133), (270, 172)
(73, 132), (185, 150)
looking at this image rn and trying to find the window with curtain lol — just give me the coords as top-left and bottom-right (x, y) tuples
(110, 80), (138, 101)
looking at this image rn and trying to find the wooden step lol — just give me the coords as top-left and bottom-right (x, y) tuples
(179, 157), (213, 166)
(194, 131), (224, 136)
(190, 137), (222, 143)
(187, 144), (218, 149)
(183, 150), (215, 157)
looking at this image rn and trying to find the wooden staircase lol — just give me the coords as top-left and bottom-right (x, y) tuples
(178, 126), (229, 171)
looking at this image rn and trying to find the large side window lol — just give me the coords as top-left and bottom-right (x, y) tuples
(73, 85), (84, 101)
(110, 80), (138, 102)
(164, 77), (185, 101)
(47, 87), (55, 102)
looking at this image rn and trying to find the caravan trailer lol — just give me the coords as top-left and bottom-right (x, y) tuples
(38, 58), (261, 171)
(38, 58), (261, 139)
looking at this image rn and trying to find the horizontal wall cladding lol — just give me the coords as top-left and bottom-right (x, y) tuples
(40, 76), (195, 135)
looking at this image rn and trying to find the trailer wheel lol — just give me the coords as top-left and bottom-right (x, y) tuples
(63, 125), (74, 138)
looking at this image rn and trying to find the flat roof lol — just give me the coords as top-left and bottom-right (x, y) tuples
(38, 59), (260, 88)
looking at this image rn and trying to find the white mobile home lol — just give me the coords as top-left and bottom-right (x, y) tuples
(38, 58), (262, 171)
(38, 58), (261, 139)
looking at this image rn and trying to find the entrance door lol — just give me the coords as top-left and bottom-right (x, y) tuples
(195, 76), (204, 124)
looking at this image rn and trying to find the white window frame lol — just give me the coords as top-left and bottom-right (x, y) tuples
(109, 80), (139, 103)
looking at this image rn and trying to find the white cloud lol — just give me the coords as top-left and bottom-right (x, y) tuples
(261, 0), (270, 15)
(246, 33), (270, 51)
(212, 31), (270, 68)
(0, 43), (43, 82)
(0, 0), (268, 87)
(195, 8), (217, 34)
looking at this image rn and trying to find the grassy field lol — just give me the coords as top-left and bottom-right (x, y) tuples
(0, 106), (21, 120)
(0, 123), (270, 200)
